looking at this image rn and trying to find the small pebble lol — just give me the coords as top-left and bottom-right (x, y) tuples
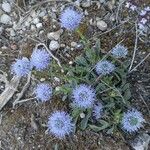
(71, 42), (77, 47)
(47, 29), (63, 40)
(81, 0), (91, 8)
(33, 18), (40, 24)
(36, 23), (42, 29)
(97, 20), (108, 31)
(2, 2), (11, 13)
(80, 113), (85, 118)
(49, 40), (60, 51)
(0, 14), (12, 25)
(40, 78), (45, 82)
(69, 61), (73, 65)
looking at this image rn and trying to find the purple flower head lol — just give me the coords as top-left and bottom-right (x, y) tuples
(72, 84), (96, 108)
(111, 44), (128, 58)
(35, 83), (52, 102)
(31, 48), (51, 71)
(60, 7), (83, 31)
(48, 111), (74, 139)
(121, 109), (145, 133)
(93, 102), (103, 120)
(95, 60), (115, 75)
(11, 57), (31, 77)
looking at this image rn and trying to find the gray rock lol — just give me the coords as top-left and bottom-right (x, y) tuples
(81, 0), (91, 8)
(47, 29), (63, 40)
(2, 2), (11, 13)
(49, 40), (60, 51)
(0, 14), (12, 25)
(131, 133), (150, 150)
(97, 20), (108, 31)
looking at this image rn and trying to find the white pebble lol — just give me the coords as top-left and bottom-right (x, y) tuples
(0, 14), (12, 25)
(54, 77), (60, 82)
(30, 24), (36, 31)
(33, 18), (40, 24)
(97, 20), (108, 31)
(80, 113), (85, 118)
(71, 42), (77, 47)
(81, 0), (91, 8)
(36, 23), (42, 29)
(2, 2), (11, 13)
(47, 29), (63, 40)
(49, 40), (60, 51)
(10, 29), (16, 36)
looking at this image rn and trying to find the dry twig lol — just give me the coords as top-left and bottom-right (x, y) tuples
(13, 72), (32, 107)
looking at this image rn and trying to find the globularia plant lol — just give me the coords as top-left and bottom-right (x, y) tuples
(7, 2), (147, 140)
(35, 83), (53, 102)
(48, 111), (74, 139)
(72, 84), (96, 108)
(95, 60), (115, 75)
(121, 109), (145, 133)
(60, 7), (83, 31)
(11, 57), (31, 77)
(31, 48), (51, 71)
(111, 44), (128, 58)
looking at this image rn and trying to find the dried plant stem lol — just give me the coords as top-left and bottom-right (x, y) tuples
(129, 53), (150, 73)
(139, 94), (150, 115)
(13, 97), (36, 105)
(0, 76), (21, 111)
(13, 72), (31, 107)
(128, 23), (139, 72)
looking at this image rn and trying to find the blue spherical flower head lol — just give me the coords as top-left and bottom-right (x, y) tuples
(93, 102), (103, 120)
(72, 84), (96, 108)
(35, 83), (52, 102)
(95, 60), (115, 75)
(121, 109), (145, 133)
(31, 48), (51, 71)
(48, 111), (74, 139)
(111, 44), (128, 58)
(11, 57), (31, 77)
(60, 7), (83, 31)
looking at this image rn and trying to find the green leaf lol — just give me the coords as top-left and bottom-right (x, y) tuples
(80, 109), (92, 130)
(89, 124), (104, 132)
(89, 120), (110, 132)
(124, 89), (131, 100)
(75, 56), (87, 66)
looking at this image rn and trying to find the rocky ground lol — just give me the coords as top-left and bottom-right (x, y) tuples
(0, 0), (150, 150)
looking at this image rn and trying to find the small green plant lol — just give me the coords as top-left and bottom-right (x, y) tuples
(55, 38), (133, 134)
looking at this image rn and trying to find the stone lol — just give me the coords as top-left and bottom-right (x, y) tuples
(71, 42), (77, 47)
(47, 29), (63, 40)
(131, 133), (150, 150)
(81, 0), (91, 8)
(10, 29), (16, 36)
(97, 20), (108, 31)
(2, 2), (11, 13)
(49, 40), (60, 51)
(0, 14), (12, 25)
(36, 23), (42, 29)
(80, 113), (85, 118)
(33, 18), (40, 24)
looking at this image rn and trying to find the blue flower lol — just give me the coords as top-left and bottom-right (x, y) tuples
(60, 7), (83, 31)
(48, 111), (74, 139)
(35, 83), (52, 102)
(31, 48), (51, 71)
(111, 44), (128, 58)
(11, 57), (31, 77)
(121, 109), (145, 133)
(95, 60), (115, 75)
(72, 84), (96, 108)
(93, 102), (103, 120)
